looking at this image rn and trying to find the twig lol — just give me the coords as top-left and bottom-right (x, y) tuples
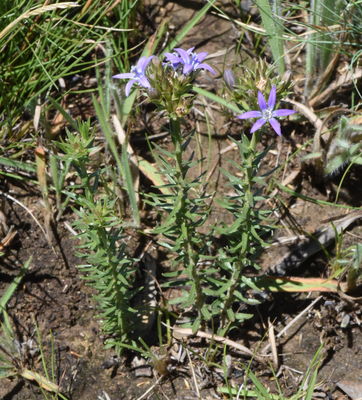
(268, 318), (278, 369)
(0, 190), (48, 240)
(186, 348), (201, 399)
(136, 376), (163, 400)
(261, 296), (322, 355)
(168, 325), (265, 363)
(0, 226), (17, 252)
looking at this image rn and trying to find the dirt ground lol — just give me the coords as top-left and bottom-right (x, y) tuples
(0, 1), (361, 399)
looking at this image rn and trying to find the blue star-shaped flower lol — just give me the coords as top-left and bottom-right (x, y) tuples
(113, 56), (154, 96)
(237, 86), (296, 136)
(164, 47), (216, 76)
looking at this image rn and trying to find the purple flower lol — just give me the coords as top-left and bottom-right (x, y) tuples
(164, 47), (216, 75)
(237, 86), (296, 136)
(113, 56), (154, 96)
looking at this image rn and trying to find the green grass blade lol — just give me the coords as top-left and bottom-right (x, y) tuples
(255, 0), (285, 75)
(0, 2), (79, 41)
(0, 257), (31, 312)
(305, 0), (344, 95)
(299, 344), (323, 399)
(275, 182), (361, 210)
(93, 96), (140, 226)
(48, 98), (78, 131)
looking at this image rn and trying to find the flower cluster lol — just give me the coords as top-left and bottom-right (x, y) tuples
(164, 47), (216, 75)
(113, 50), (295, 136)
(113, 48), (215, 97)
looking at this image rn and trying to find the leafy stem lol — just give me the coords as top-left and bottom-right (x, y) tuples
(169, 117), (204, 320)
(221, 131), (260, 325)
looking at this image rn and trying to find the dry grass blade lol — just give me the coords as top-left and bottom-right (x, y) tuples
(20, 369), (59, 393)
(0, 227), (17, 252)
(0, 2), (79, 41)
(136, 376), (163, 400)
(285, 99), (323, 130)
(269, 210), (362, 276)
(112, 114), (140, 203)
(262, 296), (322, 355)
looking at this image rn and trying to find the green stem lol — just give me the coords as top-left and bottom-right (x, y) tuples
(170, 117), (204, 317)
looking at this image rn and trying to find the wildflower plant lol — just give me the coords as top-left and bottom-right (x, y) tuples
(58, 45), (296, 347)
(325, 115), (362, 176)
(52, 121), (139, 349)
(111, 48), (295, 333)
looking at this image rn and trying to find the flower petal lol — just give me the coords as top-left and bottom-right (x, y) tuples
(257, 90), (267, 111)
(136, 56), (147, 70)
(250, 118), (266, 133)
(273, 109), (296, 117)
(186, 47), (195, 54)
(267, 85), (277, 109)
(269, 118), (281, 136)
(138, 75), (151, 89)
(195, 51), (208, 62)
(125, 80), (136, 97)
(196, 63), (216, 75)
(164, 53), (180, 64)
(237, 111), (262, 119)
(183, 63), (193, 75)
(113, 72), (135, 79)
(175, 48), (191, 64)
(137, 56), (154, 72)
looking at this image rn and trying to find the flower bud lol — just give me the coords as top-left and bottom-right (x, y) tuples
(224, 69), (235, 90)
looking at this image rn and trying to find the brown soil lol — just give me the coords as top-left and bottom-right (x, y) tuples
(0, 1), (361, 399)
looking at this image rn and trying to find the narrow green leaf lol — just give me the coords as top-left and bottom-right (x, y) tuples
(0, 157), (36, 173)
(192, 86), (242, 114)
